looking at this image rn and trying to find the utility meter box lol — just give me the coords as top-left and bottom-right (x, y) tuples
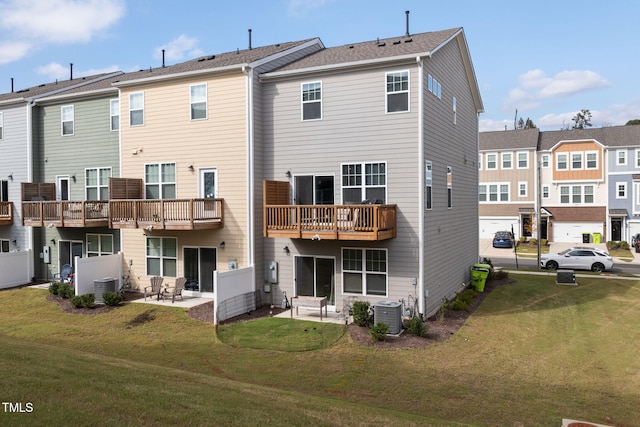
(268, 261), (278, 284)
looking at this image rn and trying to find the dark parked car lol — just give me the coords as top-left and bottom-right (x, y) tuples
(632, 233), (640, 253)
(492, 231), (514, 248)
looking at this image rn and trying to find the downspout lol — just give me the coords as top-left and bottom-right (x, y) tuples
(27, 101), (34, 277)
(242, 66), (255, 282)
(416, 55), (425, 317)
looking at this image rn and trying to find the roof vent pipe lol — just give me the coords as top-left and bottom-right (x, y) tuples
(162, 49), (165, 68)
(11, 77), (14, 93)
(248, 28), (252, 50)
(405, 10), (410, 37)
(70, 63), (73, 80)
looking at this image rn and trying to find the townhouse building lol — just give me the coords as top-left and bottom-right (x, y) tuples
(478, 128), (539, 239)
(261, 28), (483, 318)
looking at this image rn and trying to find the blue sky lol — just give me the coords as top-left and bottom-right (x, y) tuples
(1, 0), (638, 131)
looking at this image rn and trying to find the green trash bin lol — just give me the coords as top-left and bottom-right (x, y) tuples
(593, 232), (601, 244)
(471, 263), (491, 292)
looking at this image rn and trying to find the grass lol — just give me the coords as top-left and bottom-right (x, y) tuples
(1, 279), (640, 426)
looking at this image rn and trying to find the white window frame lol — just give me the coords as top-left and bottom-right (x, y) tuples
(559, 185), (595, 204)
(518, 182), (527, 197)
(145, 163), (176, 200)
(129, 92), (144, 126)
(0, 111), (3, 140)
(501, 152), (513, 170)
(452, 97), (456, 125)
(190, 83), (208, 120)
(478, 184), (487, 202)
(517, 151), (529, 169)
(556, 153), (568, 170)
(385, 70), (409, 113)
(481, 182), (509, 203)
(570, 151), (583, 170)
(635, 149), (640, 168)
(146, 236), (177, 277)
(585, 151), (598, 170)
(617, 149), (627, 166)
(478, 153), (483, 170)
(541, 154), (549, 168)
(616, 182), (627, 199)
(447, 166), (452, 208)
(85, 167), (111, 200)
(341, 161), (387, 204)
(542, 185), (550, 199)
(427, 74), (433, 92)
(342, 247), (388, 297)
(86, 233), (114, 257)
(486, 153), (497, 170)
(109, 99), (119, 131)
(425, 160), (432, 210)
(61, 105), (74, 136)
(301, 81), (322, 121)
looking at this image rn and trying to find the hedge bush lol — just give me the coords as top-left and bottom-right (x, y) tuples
(352, 301), (372, 327)
(102, 291), (122, 306)
(369, 322), (389, 342)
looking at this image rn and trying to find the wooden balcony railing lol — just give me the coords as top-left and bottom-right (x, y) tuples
(264, 204), (396, 241)
(22, 200), (109, 227)
(109, 198), (224, 230)
(0, 201), (13, 225)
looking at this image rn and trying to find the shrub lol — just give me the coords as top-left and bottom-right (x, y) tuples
(519, 236), (527, 243)
(48, 281), (61, 296)
(480, 257), (492, 267)
(102, 291), (122, 306)
(450, 298), (469, 311)
(528, 238), (537, 245)
(369, 322), (389, 342)
(80, 293), (95, 308)
(540, 238), (548, 246)
(58, 283), (74, 299)
(70, 295), (83, 308)
(404, 316), (427, 337)
(352, 301), (371, 327)
(620, 241), (630, 250)
(495, 269), (509, 280)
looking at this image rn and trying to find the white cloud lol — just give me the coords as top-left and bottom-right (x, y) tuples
(154, 34), (204, 62)
(504, 69), (611, 110)
(0, 0), (125, 43)
(0, 40), (32, 64)
(36, 62), (119, 80)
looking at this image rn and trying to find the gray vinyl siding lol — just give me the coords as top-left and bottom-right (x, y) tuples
(262, 62), (422, 309)
(0, 103), (30, 251)
(422, 38), (479, 317)
(32, 94), (120, 279)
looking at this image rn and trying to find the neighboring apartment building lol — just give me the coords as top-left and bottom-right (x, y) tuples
(111, 39), (323, 294)
(0, 75), (118, 266)
(478, 128), (539, 239)
(260, 28), (483, 318)
(24, 73), (124, 280)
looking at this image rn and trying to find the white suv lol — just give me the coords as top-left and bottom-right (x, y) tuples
(540, 247), (613, 272)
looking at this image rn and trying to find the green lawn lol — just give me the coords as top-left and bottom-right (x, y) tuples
(1, 277), (639, 426)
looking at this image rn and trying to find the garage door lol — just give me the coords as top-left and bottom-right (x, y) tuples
(479, 218), (517, 239)
(552, 222), (603, 243)
(628, 221), (640, 243)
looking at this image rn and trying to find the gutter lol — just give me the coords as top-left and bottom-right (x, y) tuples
(113, 64), (247, 87)
(242, 66), (255, 283)
(417, 55), (425, 317)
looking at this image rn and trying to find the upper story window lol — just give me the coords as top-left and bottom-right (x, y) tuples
(501, 152), (512, 169)
(636, 149), (640, 168)
(478, 154), (483, 170)
(85, 167), (111, 200)
(452, 97), (457, 125)
(617, 150), (627, 165)
(542, 185), (550, 199)
(110, 99), (119, 131)
(129, 92), (144, 126)
(617, 182), (627, 199)
(571, 152), (583, 169)
(145, 163), (176, 199)
(1, 180), (7, 202)
(586, 151), (598, 169)
(342, 162), (386, 204)
(386, 71), (409, 113)
(486, 153), (497, 170)
(61, 105), (74, 136)
(479, 183), (509, 202)
(0, 111), (3, 140)
(556, 153), (568, 170)
(447, 166), (452, 208)
(560, 185), (594, 204)
(301, 81), (322, 120)
(541, 154), (549, 168)
(425, 160), (432, 210)
(190, 83), (207, 120)
(517, 151), (529, 169)
(518, 182), (527, 197)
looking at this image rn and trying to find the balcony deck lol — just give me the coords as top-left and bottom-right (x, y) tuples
(0, 202), (13, 226)
(109, 199), (224, 230)
(264, 204), (396, 241)
(22, 201), (109, 228)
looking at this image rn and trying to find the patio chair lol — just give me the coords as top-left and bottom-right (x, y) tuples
(144, 276), (164, 301)
(53, 264), (72, 283)
(161, 277), (186, 303)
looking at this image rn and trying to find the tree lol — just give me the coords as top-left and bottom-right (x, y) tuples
(626, 119), (640, 125)
(515, 116), (536, 129)
(571, 109), (592, 129)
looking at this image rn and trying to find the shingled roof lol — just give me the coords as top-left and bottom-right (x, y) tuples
(266, 28), (461, 73)
(479, 128), (540, 151)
